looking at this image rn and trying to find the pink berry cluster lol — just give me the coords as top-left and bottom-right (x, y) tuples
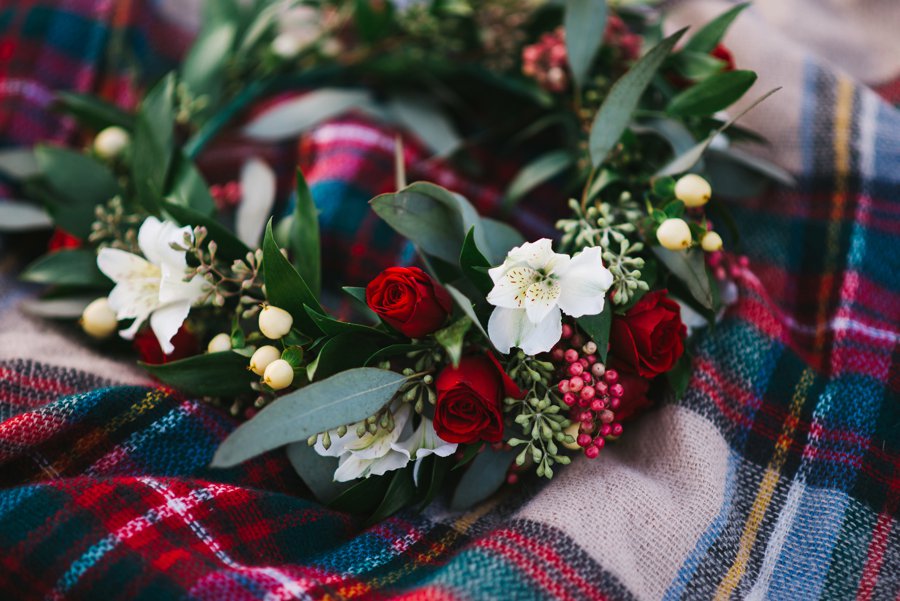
(210, 181), (242, 212)
(707, 249), (749, 282)
(604, 14), (641, 62)
(521, 27), (568, 93)
(551, 323), (625, 459)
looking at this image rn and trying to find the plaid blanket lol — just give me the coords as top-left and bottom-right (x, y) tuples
(1, 1), (899, 599)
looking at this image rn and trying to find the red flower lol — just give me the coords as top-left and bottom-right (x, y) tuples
(614, 372), (653, 422)
(434, 354), (523, 444)
(365, 266), (452, 338)
(609, 290), (686, 378)
(133, 325), (198, 365)
(710, 43), (736, 72)
(47, 228), (81, 252)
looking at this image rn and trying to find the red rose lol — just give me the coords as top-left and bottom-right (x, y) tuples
(614, 372), (652, 422)
(133, 325), (198, 365)
(365, 266), (452, 338)
(609, 290), (686, 378)
(434, 354), (523, 444)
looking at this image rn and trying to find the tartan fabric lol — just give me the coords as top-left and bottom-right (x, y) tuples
(1, 2), (900, 600)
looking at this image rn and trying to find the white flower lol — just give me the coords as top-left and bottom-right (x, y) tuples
(314, 404), (457, 483)
(97, 217), (209, 354)
(486, 239), (613, 355)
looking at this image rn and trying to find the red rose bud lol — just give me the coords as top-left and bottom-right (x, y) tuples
(609, 290), (686, 379)
(47, 228), (82, 252)
(711, 43), (736, 72)
(133, 325), (198, 365)
(434, 353), (523, 444)
(365, 266), (452, 338)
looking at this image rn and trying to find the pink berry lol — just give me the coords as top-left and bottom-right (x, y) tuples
(577, 396), (590, 408)
(568, 377), (584, 392)
(577, 433), (592, 447)
(609, 397), (621, 410)
(507, 473), (519, 485)
(591, 363), (606, 378)
(571, 334), (584, 348)
(581, 373), (592, 385)
(551, 348), (565, 362)
(580, 419), (594, 431)
(578, 357), (589, 368)
(599, 424), (612, 437)
(600, 410), (615, 424)
(569, 362), (584, 377)
(564, 349), (579, 363)
(578, 411), (592, 422)
(562, 392), (577, 406)
(605, 369), (619, 384)
(592, 437), (606, 449)
(595, 382), (608, 396)
(580, 386), (596, 401)
(612, 423), (623, 437)
(561, 324), (573, 339)
(585, 354), (597, 365)
(610, 383), (624, 398)
(558, 380), (570, 394)
(590, 399), (606, 412)
(584, 446), (600, 459)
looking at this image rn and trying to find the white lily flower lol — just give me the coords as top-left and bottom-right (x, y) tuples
(96, 217), (209, 354)
(314, 404), (457, 483)
(486, 239), (613, 355)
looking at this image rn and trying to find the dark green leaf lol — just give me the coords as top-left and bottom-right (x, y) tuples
(450, 447), (516, 510)
(262, 220), (323, 336)
(652, 247), (716, 310)
(21, 249), (109, 287)
(141, 351), (255, 398)
(666, 352), (693, 399)
(365, 343), (420, 367)
(55, 91), (134, 131)
(161, 200), (250, 261)
(289, 169), (321, 297)
(353, 0), (393, 43)
(342, 286), (380, 323)
(453, 443), (483, 471)
(564, 0), (608, 90)
(445, 284), (489, 340)
(168, 153), (216, 216)
(683, 3), (750, 54)
(577, 303), (611, 362)
(459, 227), (493, 294)
(211, 367), (407, 468)
(434, 317), (472, 368)
(652, 176), (677, 199)
(329, 473), (392, 515)
(589, 29), (686, 166)
(416, 456), (452, 510)
(304, 307), (387, 339)
(668, 51), (727, 81)
(285, 442), (348, 504)
(663, 200), (686, 218)
(667, 70), (757, 117)
(503, 150), (574, 210)
(34, 145), (121, 238)
(133, 74), (176, 213)
(310, 333), (383, 380)
(367, 467), (416, 524)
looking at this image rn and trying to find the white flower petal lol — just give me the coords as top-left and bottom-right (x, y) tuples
(506, 238), (558, 270)
(486, 265), (536, 309)
(97, 248), (159, 283)
(524, 279), (561, 323)
(342, 404), (411, 461)
(236, 158), (277, 248)
(556, 246), (614, 318)
(333, 449), (411, 482)
(149, 300), (191, 355)
(392, 417), (457, 461)
(159, 264), (209, 305)
(314, 424), (359, 458)
(488, 306), (562, 355)
(138, 216), (193, 270)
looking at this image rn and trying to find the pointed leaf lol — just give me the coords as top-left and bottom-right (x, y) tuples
(577, 303), (611, 362)
(564, 0), (608, 90)
(434, 317), (472, 367)
(161, 200), (250, 262)
(445, 284), (489, 340)
(667, 70), (757, 117)
(141, 351), (255, 398)
(450, 447), (516, 510)
(242, 89), (374, 141)
(503, 150), (574, 209)
(459, 227), (493, 294)
(652, 247), (716, 310)
(683, 3), (750, 54)
(133, 74), (176, 213)
(262, 220), (323, 336)
(169, 153), (216, 216)
(55, 91), (134, 130)
(0, 199), (52, 231)
(21, 249), (109, 287)
(290, 169), (321, 297)
(211, 367), (407, 468)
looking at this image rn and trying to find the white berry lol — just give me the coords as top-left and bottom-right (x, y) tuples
(249, 345), (281, 376)
(674, 174), (712, 208)
(258, 305), (293, 339)
(657, 218), (693, 250)
(81, 297), (118, 339)
(264, 359), (294, 390)
(271, 33), (302, 59)
(207, 333), (232, 353)
(94, 126), (130, 160)
(701, 231), (723, 252)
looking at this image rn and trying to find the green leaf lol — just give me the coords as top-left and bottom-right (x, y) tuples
(481, 218), (525, 265)
(459, 227), (493, 295)
(652, 176), (677, 199)
(445, 284), (489, 340)
(211, 367), (407, 468)
(666, 352), (692, 399)
(34, 145), (121, 238)
(434, 317), (472, 367)
(181, 23), (236, 106)
(386, 94), (462, 158)
(365, 343), (420, 367)
(683, 3), (750, 54)
(577, 303), (611, 362)
(353, 0), (393, 43)
(342, 286), (380, 323)
(503, 150), (574, 210)
(416, 456), (452, 510)
(564, 0), (608, 90)
(55, 91), (135, 131)
(328, 473), (392, 515)
(262, 220), (323, 336)
(133, 74), (176, 213)
(168, 153), (216, 216)
(656, 87), (781, 176)
(667, 70), (757, 117)
(589, 29), (686, 166)
(304, 307), (387, 339)
(0, 199), (52, 231)
(141, 351), (255, 398)
(242, 88), (375, 141)
(289, 169), (321, 297)
(20, 295), (95, 319)
(161, 200), (250, 262)
(453, 443), (483, 470)
(652, 247), (716, 310)
(309, 333), (383, 380)
(668, 51), (727, 81)
(0, 148), (40, 180)
(663, 199), (686, 218)
(367, 467), (416, 524)
(21, 249), (109, 287)
(285, 442), (348, 504)
(708, 147), (796, 188)
(450, 447), (516, 510)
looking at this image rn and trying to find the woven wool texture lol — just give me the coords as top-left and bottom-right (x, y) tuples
(0, 1), (899, 599)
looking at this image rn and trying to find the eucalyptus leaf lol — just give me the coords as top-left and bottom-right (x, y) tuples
(450, 447), (516, 510)
(141, 351), (255, 398)
(211, 367), (407, 468)
(0, 148), (40, 180)
(652, 247), (716, 311)
(577, 303), (611, 362)
(242, 88), (375, 141)
(21, 296), (94, 319)
(564, 0), (607, 90)
(55, 91), (135, 130)
(133, 74), (176, 213)
(386, 94), (462, 158)
(161, 200), (250, 262)
(708, 147), (795, 187)
(683, 3), (750, 54)
(503, 150), (574, 210)
(481, 218), (525, 265)
(589, 29), (686, 166)
(262, 220), (323, 336)
(21, 249), (110, 288)
(0, 199), (53, 231)
(290, 169), (321, 297)
(285, 442), (348, 504)
(667, 70), (757, 117)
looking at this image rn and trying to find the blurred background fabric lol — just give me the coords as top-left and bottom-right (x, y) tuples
(0, 1), (899, 599)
